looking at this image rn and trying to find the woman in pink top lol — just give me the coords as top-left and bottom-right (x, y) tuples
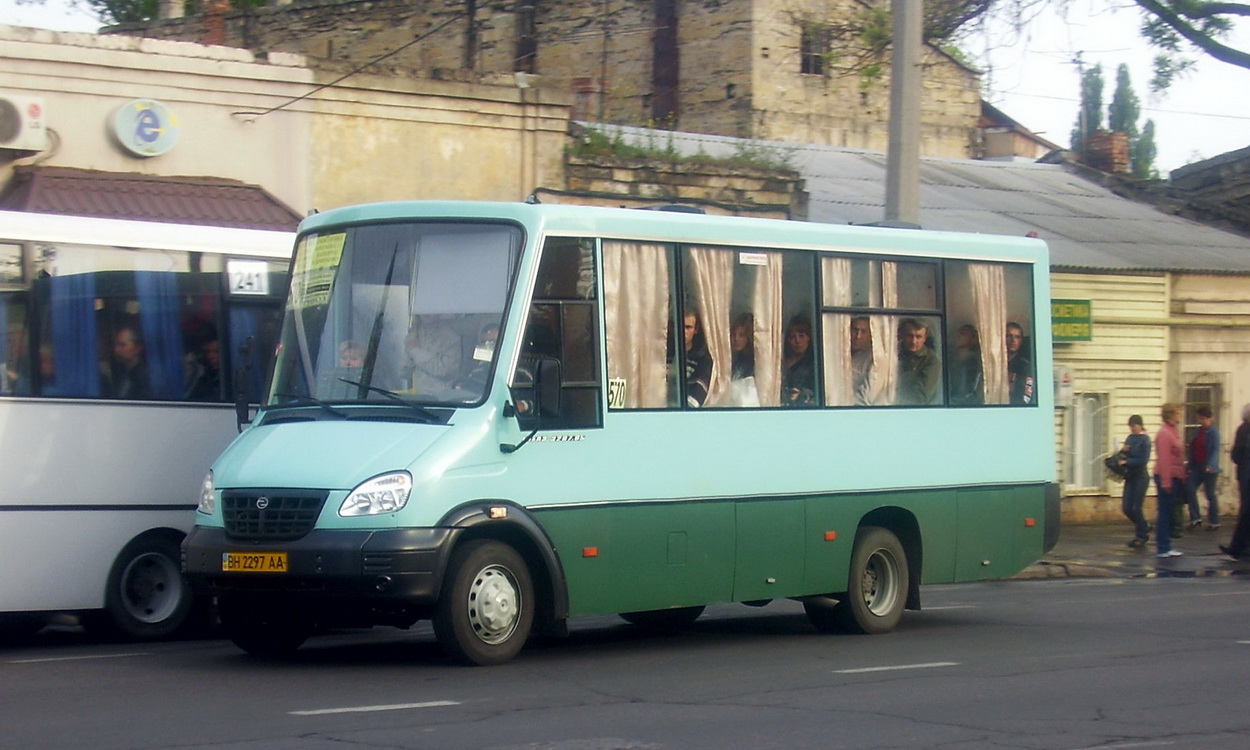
(1154, 403), (1188, 558)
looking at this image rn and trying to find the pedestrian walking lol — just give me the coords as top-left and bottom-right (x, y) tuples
(1184, 405), (1222, 529)
(1120, 414), (1152, 548)
(1154, 403), (1187, 558)
(1220, 403), (1250, 560)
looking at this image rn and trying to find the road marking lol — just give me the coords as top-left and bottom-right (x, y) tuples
(1070, 741), (1175, 749)
(6, 652), (150, 664)
(834, 661), (959, 674)
(289, 700), (460, 716)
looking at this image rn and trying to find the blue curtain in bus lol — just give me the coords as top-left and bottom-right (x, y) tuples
(50, 274), (100, 397)
(229, 307), (261, 402)
(135, 271), (183, 399)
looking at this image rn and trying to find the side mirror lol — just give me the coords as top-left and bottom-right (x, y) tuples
(534, 357), (561, 420)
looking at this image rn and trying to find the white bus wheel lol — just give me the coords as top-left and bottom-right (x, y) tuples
(434, 539), (534, 666)
(98, 535), (194, 640)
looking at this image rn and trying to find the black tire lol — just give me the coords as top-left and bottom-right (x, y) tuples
(619, 606), (706, 628)
(95, 534), (194, 640)
(218, 596), (310, 658)
(434, 539), (534, 666)
(833, 526), (908, 635)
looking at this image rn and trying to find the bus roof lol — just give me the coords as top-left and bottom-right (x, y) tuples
(298, 201), (1048, 265)
(0, 211), (293, 259)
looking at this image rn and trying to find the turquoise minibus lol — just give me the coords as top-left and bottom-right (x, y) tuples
(183, 200), (1059, 665)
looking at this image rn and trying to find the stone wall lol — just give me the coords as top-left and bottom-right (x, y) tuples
(110, 0), (981, 158)
(539, 150), (808, 219)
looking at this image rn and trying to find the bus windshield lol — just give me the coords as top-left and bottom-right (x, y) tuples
(269, 221), (521, 407)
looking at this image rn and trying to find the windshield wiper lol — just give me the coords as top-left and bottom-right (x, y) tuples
(272, 392), (348, 419)
(337, 378), (443, 423)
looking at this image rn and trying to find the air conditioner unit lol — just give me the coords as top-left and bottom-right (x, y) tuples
(0, 95), (49, 153)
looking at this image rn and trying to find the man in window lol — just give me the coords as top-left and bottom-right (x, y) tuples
(683, 312), (711, 407)
(850, 315), (874, 406)
(107, 326), (150, 400)
(1006, 322), (1034, 405)
(897, 318), (940, 406)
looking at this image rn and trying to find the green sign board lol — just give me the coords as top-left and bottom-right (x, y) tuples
(1052, 298), (1092, 342)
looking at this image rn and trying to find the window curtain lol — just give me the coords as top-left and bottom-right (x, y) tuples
(135, 271), (184, 399)
(603, 241), (671, 408)
(50, 274), (101, 397)
(969, 263), (1008, 404)
(687, 247), (734, 407)
(820, 257), (853, 406)
(752, 252), (784, 407)
(230, 307), (261, 402)
(869, 261), (898, 405)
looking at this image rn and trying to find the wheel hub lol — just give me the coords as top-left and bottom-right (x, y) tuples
(467, 565), (519, 644)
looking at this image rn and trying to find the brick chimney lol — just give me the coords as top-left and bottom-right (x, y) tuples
(204, 0), (231, 47)
(1085, 130), (1131, 174)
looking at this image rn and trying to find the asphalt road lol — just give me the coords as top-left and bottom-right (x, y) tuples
(4, 575), (1249, 750)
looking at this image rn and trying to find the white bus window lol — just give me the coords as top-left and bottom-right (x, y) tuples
(943, 261), (1035, 407)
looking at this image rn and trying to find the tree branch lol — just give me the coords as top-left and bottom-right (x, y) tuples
(1134, 0), (1250, 69)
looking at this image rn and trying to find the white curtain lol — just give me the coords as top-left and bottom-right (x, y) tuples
(820, 257), (853, 406)
(969, 263), (1009, 405)
(603, 241), (670, 408)
(688, 247), (735, 407)
(753, 252), (784, 407)
(868, 261), (898, 405)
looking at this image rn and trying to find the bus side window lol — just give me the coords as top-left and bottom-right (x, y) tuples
(513, 237), (601, 428)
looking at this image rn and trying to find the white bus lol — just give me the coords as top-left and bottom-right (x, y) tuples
(0, 211), (291, 639)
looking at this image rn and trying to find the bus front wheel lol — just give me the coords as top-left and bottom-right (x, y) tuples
(97, 534), (194, 640)
(434, 539), (534, 666)
(832, 526), (909, 635)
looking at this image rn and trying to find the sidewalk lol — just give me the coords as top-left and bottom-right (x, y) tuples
(1017, 520), (1250, 579)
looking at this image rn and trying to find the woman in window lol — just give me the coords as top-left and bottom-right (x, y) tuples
(727, 313), (759, 407)
(781, 314), (815, 407)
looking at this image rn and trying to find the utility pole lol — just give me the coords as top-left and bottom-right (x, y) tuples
(883, 0), (922, 226)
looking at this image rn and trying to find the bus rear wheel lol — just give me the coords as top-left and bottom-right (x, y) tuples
(218, 596), (311, 658)
(96, 534), (194, 640)
(833, 526), (908, 635)
(434, 539), (534, 666)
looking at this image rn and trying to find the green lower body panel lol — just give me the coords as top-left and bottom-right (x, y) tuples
(532, 482), (1054, 618)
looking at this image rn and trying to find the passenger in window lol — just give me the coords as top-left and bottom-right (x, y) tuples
(850, 315), (874, 406)
(185, 337), (221, 401)
(727, 313), (759, 407)
(404, 316), (461, 394)
(36, 343), (57, 396)
(949, 324), (984, 406)
(781, 314), (816, 407)
(682, 311), (712, 407)
(107, 326), (150, 399)
(1006, 322), (1034, 405)
(897, 318), (941, 406)
(339, 340), (365, 368)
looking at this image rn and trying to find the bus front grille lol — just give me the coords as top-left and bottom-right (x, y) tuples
(221, 490), (329, 541)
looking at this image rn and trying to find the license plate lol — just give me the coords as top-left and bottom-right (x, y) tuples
(222, 551), (288, 573)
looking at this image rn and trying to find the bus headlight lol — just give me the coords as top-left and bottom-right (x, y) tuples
(197, 471), (215, 515)
(340, 472), (413, 516)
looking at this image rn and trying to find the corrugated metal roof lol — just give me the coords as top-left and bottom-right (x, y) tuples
(595, 126), (1250, 274)
(0, 166), (302, 232)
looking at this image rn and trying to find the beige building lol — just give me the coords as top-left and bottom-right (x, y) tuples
(0, 25), (570, 217)
(111, 0), (982, 159)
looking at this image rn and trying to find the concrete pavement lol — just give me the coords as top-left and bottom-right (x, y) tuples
(1018, 519), (1250, 579)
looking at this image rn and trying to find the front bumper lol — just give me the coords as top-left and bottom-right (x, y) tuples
(182, 525), (457, 602)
